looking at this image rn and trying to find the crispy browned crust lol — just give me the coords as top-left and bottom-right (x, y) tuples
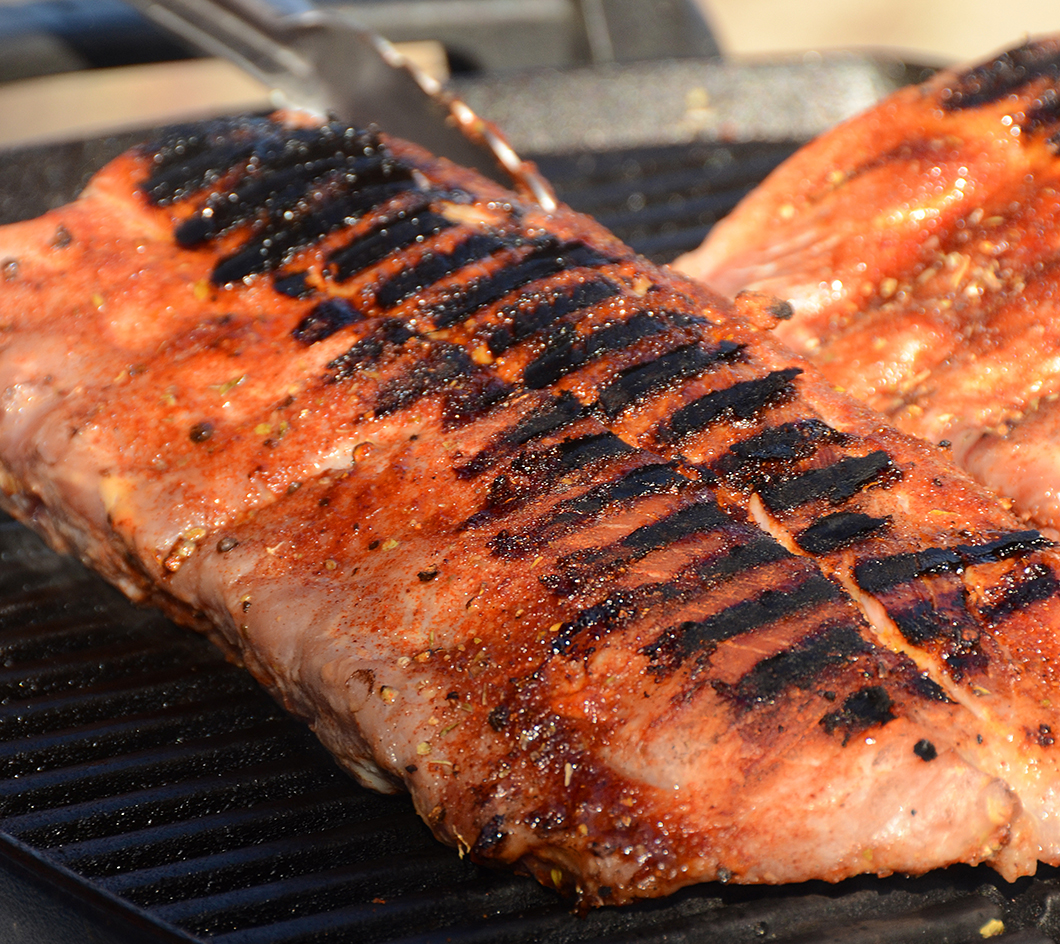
(1, 115), (1060, 903)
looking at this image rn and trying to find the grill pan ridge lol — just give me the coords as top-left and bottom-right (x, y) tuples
(1, 121), (1060, 944)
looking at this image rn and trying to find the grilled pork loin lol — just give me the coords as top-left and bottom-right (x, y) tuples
(675, 37), (1060, 534)
(2, 115), (1060, 904)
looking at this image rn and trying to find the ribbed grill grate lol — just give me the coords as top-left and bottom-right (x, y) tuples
(1, 141), (1060, 943)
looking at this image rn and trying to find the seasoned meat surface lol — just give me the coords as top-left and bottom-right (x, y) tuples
(3, 115), (1060, 903)
(675, 37), (1060, 533)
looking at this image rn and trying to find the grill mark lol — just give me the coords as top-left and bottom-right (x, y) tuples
(979, 563), (1060, 625)
(373, 232), (514, 309)
(544, 496), (732, 587)
(557, 433), (634, 471)
(374, 344), (514, 420)
(456, 392), (586, 479)
(796, 512), (890, 555)
(523, 313), (670, 389)
(712, 419), (847, 491)
(485, 278), (620, 356)
(660, 368), (802, 443)
(717, 624), (871, 709)
(273, 271), (312, 298)
(758, 451), (897, 513)
(891, 599), (961, 645)
(941, 40), (1060, 111)
(643, 573), (843, 669)
(467, 433), (633, 531)
(552, 533), (792, 656)
(854, 530), (1051, 593)
(428, 241), (617, 329)
(176, 146), (398, 247)
(327, 319), (417, 381)
(820, 686), (896, 743)
(496, 464), (690, 560)
(212, 179), (415, 285)
(596, 342), (742, 418)
(327, 207), (454, 282)
(292, 298), (365, 345)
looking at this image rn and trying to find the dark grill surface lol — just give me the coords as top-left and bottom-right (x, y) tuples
(1, 135), (1060, 944)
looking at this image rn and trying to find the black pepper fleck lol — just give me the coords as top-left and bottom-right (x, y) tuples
(913, 739), (937, 761)
(216, 536), (239, 553)
(368, 539), (381, 550)
(418, 568), (439, 582)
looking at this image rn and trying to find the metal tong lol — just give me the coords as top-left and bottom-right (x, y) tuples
(124, 0), (557, 209)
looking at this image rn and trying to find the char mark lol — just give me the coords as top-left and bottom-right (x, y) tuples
(274, 271), (313, 298)
(643, 573), (843, 670)
(596, 342), (743, 418)
(467, 433), (633, 530)
(428, 240), (617, 329)
(796, 512), (890, 555)
(212, 178), (415, 285)
(485, 278), (620, 357)
(456, 392), (586, 479)
(941, 40), (1060, 111)
(373, 232), (514, 309)
(374, 344), (514, 422)
(717, 624), (870, 709)
(327, 319), (418, 381)
(854, 529), (1052, 593)
(758, 451), (897, 514)
(820, 686), (895, 743)
(659, 368), (802, 443)
(292, 298), (365, 345)
(979, 563), (1060, 625)
(553, 532), (794, 656)
(523, 313), (671, 389)
(712, 419), (847, 491)
(491, 463), (689, 558)
(327, 205), (454, 282)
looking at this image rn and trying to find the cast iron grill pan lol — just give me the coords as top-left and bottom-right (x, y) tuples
(1, 134), (1060, 943)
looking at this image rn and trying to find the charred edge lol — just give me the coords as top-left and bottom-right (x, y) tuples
(374, 344), (514, 419)
(327, 319), (418, 381)
(660, 368), (801, 444)
(643, 573), (843, 669)
(854, 529), (1051, 593)
(596, 342), (743, 418)
(758, 451), (897, 514)
(979, 563), (1060, 625)
(373, 232), (516, 309)
(274, 271), (313, 298)
(468, 433), (631, 531)
(820, 686), (895, 743)
(212, 178), (416, 285)
(796, 512), (890, 555)
(941, 40), (1060, 111)
(523, 313), (671, 389)
(1024, 87), (1060, 142)
(292, 298), (365, 345)
(712, 419), (847, 491)
(718, 624), (871, 709)
(485, 278), (620, 356)
(328, 204), (452, 282)
(471, 815), (506, 855)
(456, 392), (586, 479)
(428, 240), (617, 329)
